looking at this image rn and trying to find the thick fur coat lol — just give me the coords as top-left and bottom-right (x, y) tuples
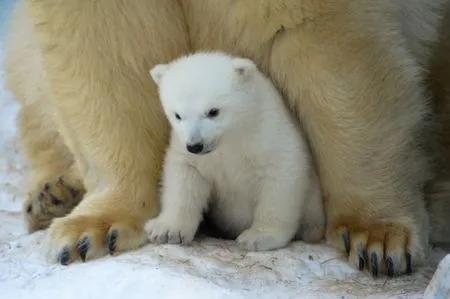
(145, 52), (324, 251)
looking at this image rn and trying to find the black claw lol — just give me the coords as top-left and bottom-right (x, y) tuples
(386, 256), (395, 278)
(77, 236), (90, 262)
(356, 244), (365, 271)
(342, 230), (350, 255)
(26, 204), (32, 214)
(57, 247), (71, 265)
(370, 252), (378, 278)
(358, 255), (365, 271)
(405, 252), (412, 275)
(44, 183), (50, 191)
(107, 230), (118, 255)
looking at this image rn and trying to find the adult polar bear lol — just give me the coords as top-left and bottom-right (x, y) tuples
(5, 0), (450, 277)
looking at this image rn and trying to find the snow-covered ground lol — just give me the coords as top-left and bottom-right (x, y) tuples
(0, 2), (448, 298)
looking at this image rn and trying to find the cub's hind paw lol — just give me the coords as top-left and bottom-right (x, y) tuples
(236, 228), (292, 251)
(24, 176), (85, 233)
(297, 223), (325, 244)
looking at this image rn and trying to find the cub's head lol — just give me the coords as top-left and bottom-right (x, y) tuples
(150, 52), (258, 155)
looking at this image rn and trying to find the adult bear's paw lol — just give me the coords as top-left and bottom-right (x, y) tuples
(326, 216), (428, 278)
(24, 175), (85, 233)
(44, 192), (149, 265)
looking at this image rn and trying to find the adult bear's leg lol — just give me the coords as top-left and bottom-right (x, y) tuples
(5, 0), (85, 232)
(269, 14), (432, 278)
(26, 0), (190, 263)
(17, 102), (85, 233)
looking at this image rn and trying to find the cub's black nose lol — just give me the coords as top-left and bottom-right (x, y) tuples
(187, 143), (204, 154)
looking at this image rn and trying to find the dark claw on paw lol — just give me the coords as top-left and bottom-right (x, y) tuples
(58, 247), (71, 265)
(357, 245), (365, 271)
(370, 252), (378, 278)
(44, 183), (50, 191)
(76, 236), (90, 262)
(386, 256), (394, 278)
(405, 252), (412, 275)
(107, 230), (118, 255)
(342, 230), (350, 255)
(358, 255), (365, 271)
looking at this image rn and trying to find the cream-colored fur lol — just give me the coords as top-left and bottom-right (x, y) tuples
(5, 0), (85, 233)
(4, 0), (450, 278)
(6, 0), (190, 264)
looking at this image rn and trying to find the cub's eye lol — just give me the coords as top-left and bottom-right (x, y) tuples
(206, 108), (220, 118)
(174, 113), (181, 120)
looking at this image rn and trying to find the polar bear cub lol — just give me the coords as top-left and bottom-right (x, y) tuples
(145, 51), (324, 251)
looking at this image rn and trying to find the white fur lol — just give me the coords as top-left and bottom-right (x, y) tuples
(145, 52), (324, 251)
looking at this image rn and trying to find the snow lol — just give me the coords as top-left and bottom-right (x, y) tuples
(0, 2), (449, 298)
(424, 254), (450, 298)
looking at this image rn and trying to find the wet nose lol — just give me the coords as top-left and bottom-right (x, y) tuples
(186, 143), (204, 154)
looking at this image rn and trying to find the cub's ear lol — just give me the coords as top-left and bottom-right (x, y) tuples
(149, 64), (169, 85)
(232, 58), (257, 79)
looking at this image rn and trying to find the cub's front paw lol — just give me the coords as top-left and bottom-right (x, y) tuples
(327, 217), (427, 278)
(297, 223), (325, 244)
(145, 216), (198, 245)
(236, 228), (292, 251)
